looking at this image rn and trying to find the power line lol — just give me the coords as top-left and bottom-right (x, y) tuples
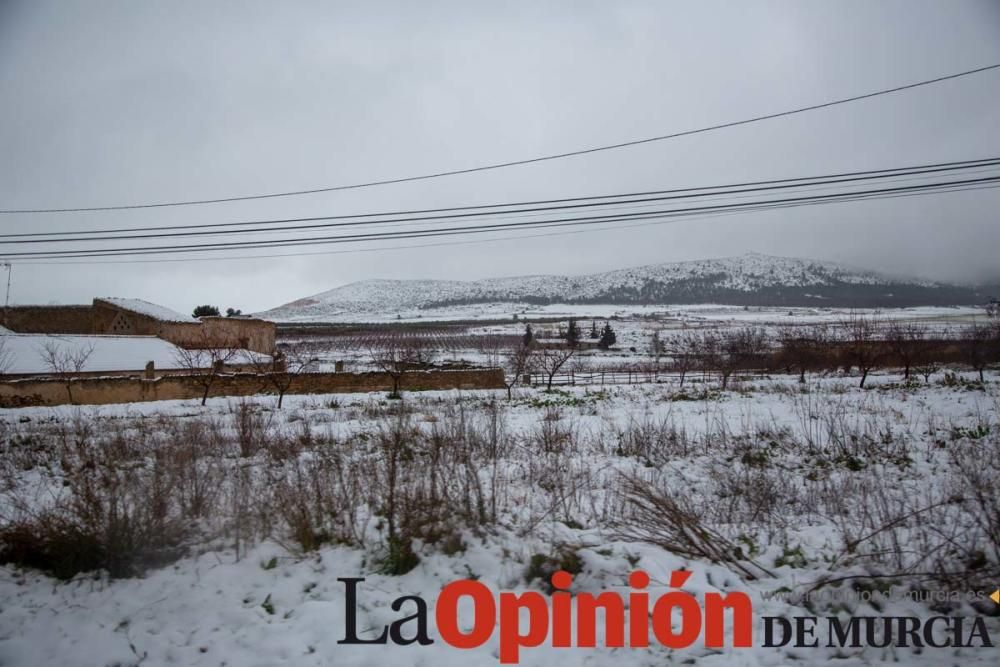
(2, 156), (998, 243)
(16, 181), (999, 266)
(5, 176), (997, 259)
(3, 63), (999, 214)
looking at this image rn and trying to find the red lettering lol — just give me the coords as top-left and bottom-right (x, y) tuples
(436, 580), (496, 649)
(704, 591), (753, 647)
(629, 570), (650, 647)
(499, 591), (549, 664)
(551, 571), (573, 647)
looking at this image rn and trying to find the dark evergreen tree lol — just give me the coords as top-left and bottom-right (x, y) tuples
(192, 305), (221, 317)
(566, 319), (581, 348)
(589, 321), (599, 339)
(598, 322), (617, 350)
(522, 324), (534, 346)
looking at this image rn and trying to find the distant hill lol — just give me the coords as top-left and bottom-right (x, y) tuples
(258, 253), (998, 321)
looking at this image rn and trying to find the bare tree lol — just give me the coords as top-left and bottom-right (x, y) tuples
(666, 331), (699, 386)
(838, 313), (885, 388)
(961, 321), (999, 383)
(691, 329), (723, 385)
(173, 334), (241, 406)
(37, 339), (96, 404)
(650, 329), (665, 366)
(719, 326), (770, 389)
(367, 334), (435, 399)
(0, 337), (13, 376)
(478, 334), (534, 400)
(885, 321), (926, 381)
(251, 342), (321, 409)
(914, 358), (940, 384)
(475, 333), (505, 370)
(533, 345), (576, 391)
(776, 324), (828, 383)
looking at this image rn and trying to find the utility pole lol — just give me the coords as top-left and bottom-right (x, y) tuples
(2, 262), (10, 329)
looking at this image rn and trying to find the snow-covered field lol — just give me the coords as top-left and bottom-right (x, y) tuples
(278, 306), (985, 375)
(1, 367), (998, 665)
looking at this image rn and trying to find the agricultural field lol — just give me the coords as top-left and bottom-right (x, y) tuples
(0, 311), (998, 665)
(276, 305), (991, 379)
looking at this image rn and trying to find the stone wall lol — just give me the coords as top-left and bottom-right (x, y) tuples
(155, 321), (210, 348)
(92, 299), (173, 336)
(3, 301), (275, 354)
(1, 305), (94, 334)
(0, 368), (505, 408)
(156, 318), (275, 354)
(198, 317), (276, 353)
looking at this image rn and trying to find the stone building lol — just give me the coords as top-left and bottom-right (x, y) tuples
(1, 297), (275, 353)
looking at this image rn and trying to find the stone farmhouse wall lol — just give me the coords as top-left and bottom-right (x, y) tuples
(1, 305), (95, 334)
(0, 368), (505, 408)
(169, 316), (275, 353)
(91, 299), (174, 336)
(2, 301), (276, 354)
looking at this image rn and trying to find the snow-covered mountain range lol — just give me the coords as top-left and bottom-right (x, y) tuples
(259, 253), (996, 321)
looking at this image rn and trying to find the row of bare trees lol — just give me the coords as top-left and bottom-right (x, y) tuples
(361, 315), (1000, 399)
(653, 316), (1000, 388)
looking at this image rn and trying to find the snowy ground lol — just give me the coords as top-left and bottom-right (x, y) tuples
(1, 366), (998, 665)
(280, 305), (986, 374)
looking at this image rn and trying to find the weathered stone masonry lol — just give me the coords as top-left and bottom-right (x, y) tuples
(0, 368), (506, 407)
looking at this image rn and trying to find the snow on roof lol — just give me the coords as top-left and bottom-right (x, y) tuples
(97, 298), (199, 323)
(0, 334), (268, 375)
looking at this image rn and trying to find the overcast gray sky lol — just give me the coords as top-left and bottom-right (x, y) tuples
(1, 0), (998, 314)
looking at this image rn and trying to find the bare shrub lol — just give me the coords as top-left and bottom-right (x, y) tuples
(798, 415), (999, 597)
(613, 472), (774, 580)
(0, 421), (189, 578)
(163, 417), (226, 519)
(369, 402), (510, 569)
(710, 462), (800, 538)
(266, 444), (364, 553)
(366, 406), (426, 573)
(230, 399), (278, 458)
(949, 436), (1000, 573)
(612, 413), (692, 465)
(522, 421), (595, 531)
(227, 459), (264, 562)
